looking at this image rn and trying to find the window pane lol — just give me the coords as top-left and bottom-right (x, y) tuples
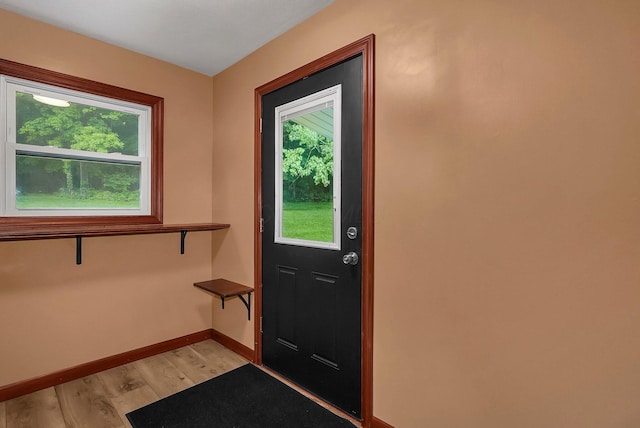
(281, 108), (334, 243)
(16, 91), (140, 156)
(16, 155), (140, 210)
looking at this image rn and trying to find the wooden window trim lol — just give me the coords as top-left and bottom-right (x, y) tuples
(0, 58), (163, 228)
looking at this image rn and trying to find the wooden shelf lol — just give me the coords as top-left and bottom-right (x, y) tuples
(0, 223), (230, 264)
(0, 223), (230, 241)
(194, 278), (254, 320)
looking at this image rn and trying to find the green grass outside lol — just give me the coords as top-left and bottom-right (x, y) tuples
(282, 201), (333, 242)
(16, 193), (139, 209)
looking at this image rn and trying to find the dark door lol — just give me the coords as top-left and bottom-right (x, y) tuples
(261, 54), (363, 418)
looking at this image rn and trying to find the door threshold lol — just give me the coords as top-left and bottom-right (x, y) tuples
(256, 364), (362, 427)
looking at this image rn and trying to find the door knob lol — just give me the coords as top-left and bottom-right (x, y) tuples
(342, 252), (359, 265)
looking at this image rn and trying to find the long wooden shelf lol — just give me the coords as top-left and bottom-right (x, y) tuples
(0, 223), (230, 241)
(0, 223), (230, 264)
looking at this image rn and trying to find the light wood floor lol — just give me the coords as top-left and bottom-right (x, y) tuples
(0, 340), (249, 428)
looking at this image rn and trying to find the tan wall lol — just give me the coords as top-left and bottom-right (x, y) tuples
(210, 0), (640, 426)
(2, 1), (639, 426)
(0, 10), (217, 386)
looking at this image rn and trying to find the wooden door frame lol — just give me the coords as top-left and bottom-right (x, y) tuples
(254, 34), (375, 426)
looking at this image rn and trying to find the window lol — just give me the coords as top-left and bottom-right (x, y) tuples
(0, 59), (163, 226)
(274, 84), (341, 250)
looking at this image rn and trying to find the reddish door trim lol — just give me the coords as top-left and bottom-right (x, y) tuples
(254, 34), (375, 427)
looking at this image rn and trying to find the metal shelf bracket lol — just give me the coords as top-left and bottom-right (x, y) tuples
(220, 292), (252, 320)
(180, 230), (188, 254)
(76, 236), (82, 265)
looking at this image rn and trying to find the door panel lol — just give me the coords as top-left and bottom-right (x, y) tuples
(275, 266), (298, 349)
(309, 272), (339, 367)
(262, 55), (363, 418)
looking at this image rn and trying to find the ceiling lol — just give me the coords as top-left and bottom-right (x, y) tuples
(0, 0), (334, 76)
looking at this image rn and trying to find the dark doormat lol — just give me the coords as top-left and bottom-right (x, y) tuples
(126, 364), (357, 428)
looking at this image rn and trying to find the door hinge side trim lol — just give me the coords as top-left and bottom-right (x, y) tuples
(260, 217), (264, 233)
(260, 316), (263, 333)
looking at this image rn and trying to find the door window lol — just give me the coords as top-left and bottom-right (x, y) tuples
(274, 85), (341, 250)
